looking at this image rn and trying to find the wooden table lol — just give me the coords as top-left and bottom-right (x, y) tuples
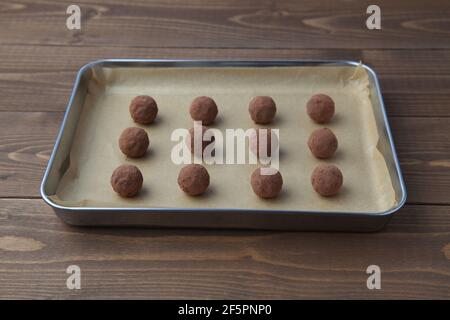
(0, 0), (449, 299)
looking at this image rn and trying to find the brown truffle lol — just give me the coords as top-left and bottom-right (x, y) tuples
(307, 128), (338, 159)
(311, 164), (343, 197)
(119, 127), (149, 158)
(250, 167), (283, 199)
(189, 96), (218, 125)
(249, 96), (277, 124)
(177, 164), (210, 196)
(306, 94), (335, 124)
(111, 164), (143, 197)
(129, 95), (158, 125)
(249, 128), (279, 158)
(186, 126), (215, 156)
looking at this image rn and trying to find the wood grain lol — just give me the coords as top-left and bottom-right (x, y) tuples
(1, 112), (449, 204)
(0, 112), (61, 198)
(390, 118), (450, 204)
(0, 199), (449, 299)
(1, 0), (450, 49)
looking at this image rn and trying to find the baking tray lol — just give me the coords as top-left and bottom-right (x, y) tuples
(40, 59), (406, 231)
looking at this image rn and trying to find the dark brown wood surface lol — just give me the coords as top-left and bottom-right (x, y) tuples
(0, 0), (449, 299)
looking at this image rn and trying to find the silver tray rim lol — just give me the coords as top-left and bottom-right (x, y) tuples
(40, 59), (407, 219)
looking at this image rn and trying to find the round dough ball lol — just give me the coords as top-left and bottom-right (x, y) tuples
(177, 164), (210, 196)
(311, 164), (343, 197)
(189, 96), (218, 125)
(250, 167), (283, 199)
(119, 127), (149, 158)
(186, 126), (215, 156)
(249, 96), (277, 124)
(129, 95), (158, 125)
(306, 94), (335, 124)
(111, 164), (143, 197)
(307, 128), (338, 159)
(249, 128), (279, 158)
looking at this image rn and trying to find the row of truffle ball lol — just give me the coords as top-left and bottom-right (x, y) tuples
(190, 94), (336, 126)
(177, 163), (343, 199)
(306, 94), (343, 197)
(190, 95), (276, 126)
(111, 96), (158, 197)
(111, 161), (342, 199)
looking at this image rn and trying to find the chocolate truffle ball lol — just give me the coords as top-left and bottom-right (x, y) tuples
(250, 167), (283, 199)
(249, 96), (277, 124)
(119, 127), (149, 158)
(306, 94), (335, 124)
(177, 164), (210, 196)
(307, 128), (338, 159)
(186, 126), (215, 156)
(189, 96), (218, 126)
(111, 164), (143, 198)
(311, 164), (343, 197)
(250, 128), (279, 158)
(129, 95), (158, 125)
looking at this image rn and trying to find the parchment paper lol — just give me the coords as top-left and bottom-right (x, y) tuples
(51, 66), (396, 213)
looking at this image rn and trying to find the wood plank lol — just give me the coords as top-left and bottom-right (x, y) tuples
(0, 112), (62, 197)
(0, 45), (450, 117)
(391, 118), (450, 204)
(1, 0), (450, 49)
(0, 112), (449, 204)
(0, 199), (448, 299)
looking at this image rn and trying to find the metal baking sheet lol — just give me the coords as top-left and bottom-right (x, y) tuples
(41, 60), (406, 231)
